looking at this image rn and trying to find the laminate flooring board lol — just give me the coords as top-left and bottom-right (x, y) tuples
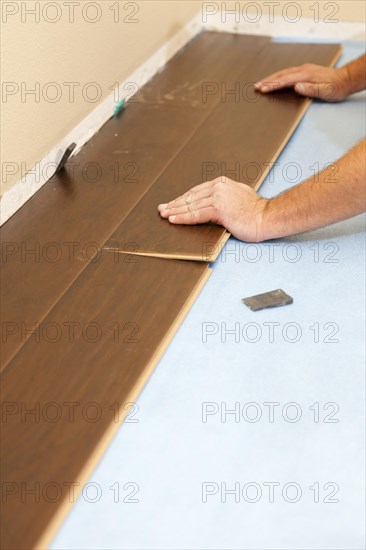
(0, 32), (271, 369)
(0, 251), (211, 550)
(105, 42), (342, 262)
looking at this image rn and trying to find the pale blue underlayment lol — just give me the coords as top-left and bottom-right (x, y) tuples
(50, 40), (365, 550)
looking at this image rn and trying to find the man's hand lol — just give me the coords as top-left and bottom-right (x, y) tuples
(254, 64), (351, 102)
(157, 140), (365, 243)
(158, 177), (268, 243)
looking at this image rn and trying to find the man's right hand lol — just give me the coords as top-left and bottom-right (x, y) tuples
(254, 63), (351, 102)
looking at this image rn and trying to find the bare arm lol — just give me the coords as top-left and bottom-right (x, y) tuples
(254, 53), (366, 101)
(261, 139), (365, 240)
(158, 139), (365, 242)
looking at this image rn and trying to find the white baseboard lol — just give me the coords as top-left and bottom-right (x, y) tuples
(1, 11), (364, 225)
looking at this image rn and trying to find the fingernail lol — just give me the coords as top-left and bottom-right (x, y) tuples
(169, 215), (176, 222)
(158, 203), (167, 210)
(254, 82), (261, 88)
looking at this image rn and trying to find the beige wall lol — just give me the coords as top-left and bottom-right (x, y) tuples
(1, 0), (201, 195)
(1, 0), (365, 197)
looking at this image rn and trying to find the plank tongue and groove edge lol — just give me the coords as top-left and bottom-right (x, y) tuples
(1, 252), (211, 550)
(104, 41), (342, 262)
(0, 32), (271, 370)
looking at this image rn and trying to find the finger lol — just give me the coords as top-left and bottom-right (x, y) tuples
(256, 70), (310, 93)
(254, 66), (302, 88)
(160, 188), (214, 212)
(168, 206), (219, 225)
(159, 197), (214, 218)
(158, 180), (215, 211)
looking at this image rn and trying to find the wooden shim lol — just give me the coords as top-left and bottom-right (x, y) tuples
(0, 33), (271, 370)
(0, 252), (211, 550)
(105, 41), (342, 262)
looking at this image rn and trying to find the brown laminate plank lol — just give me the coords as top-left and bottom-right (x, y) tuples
(105, 42), (342, 262)
(0, 251), (211, 550)
(0, 32), (271, 369)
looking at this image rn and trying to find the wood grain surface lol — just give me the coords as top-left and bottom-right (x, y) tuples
(0, 32), (270, 370)
(1, 251), (211, 550)
(105, 42), (342, 261)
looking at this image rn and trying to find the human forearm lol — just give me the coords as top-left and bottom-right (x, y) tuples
(261, 139), (366, 240)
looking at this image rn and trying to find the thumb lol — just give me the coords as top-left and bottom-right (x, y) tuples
(294, 82), (317, 98)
